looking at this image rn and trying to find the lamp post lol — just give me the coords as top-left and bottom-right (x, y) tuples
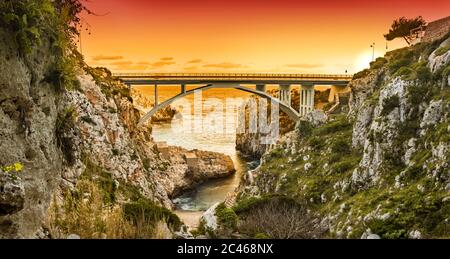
(370, 42), (375, 61)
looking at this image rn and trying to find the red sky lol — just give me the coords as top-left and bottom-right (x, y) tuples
(80, 0), (450, 74)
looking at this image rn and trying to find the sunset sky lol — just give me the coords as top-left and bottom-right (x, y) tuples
(81, 0), (450, 74)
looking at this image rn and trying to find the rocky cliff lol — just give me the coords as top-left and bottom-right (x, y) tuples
(227, 34), (450, 239)
(0, 2), (234, 238)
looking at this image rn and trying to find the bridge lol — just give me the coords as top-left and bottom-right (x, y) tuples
(113, 73), (353, 124)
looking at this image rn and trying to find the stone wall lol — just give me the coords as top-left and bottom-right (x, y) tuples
(423, 16), (450, 42)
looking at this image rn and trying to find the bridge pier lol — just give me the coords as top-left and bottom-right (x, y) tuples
(299, 84), (315, 117)
(154, 85), (158, 106)
(256, 84), (267, 92)
(279, 84), (292, 106)
(181, 84), (186, 94)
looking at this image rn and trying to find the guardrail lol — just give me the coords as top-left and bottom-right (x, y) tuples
(113, 72), (353, 80)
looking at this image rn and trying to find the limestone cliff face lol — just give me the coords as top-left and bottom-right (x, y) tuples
(0, 26), (234, 238)
(0, 27), (64, 238)
(235, 35), (450, 239)
(235, 90), (300, 159)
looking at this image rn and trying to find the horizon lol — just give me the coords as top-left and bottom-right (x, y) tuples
(81, 0), (450, 74)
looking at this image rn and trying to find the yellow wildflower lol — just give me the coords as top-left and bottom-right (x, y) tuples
(1, 162), (23, 173)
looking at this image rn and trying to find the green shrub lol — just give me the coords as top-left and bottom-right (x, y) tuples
(233, 196), (270, 214)
(394, 66), (414, 80)
(309, 136), (326, 151)
(408, 83), (429, 105)
(370, 57), (388, 69)
(380, 95), (400, 116)
(330, 154), (360, 173)
(0, 0), (56, 55)
(296, 120), (313, 138)
(123, 198), (182, 231)
(387, 48), (415, 75)
(434, 45), (450, 56)
(81, 157), (117, 204)
(314, 116), (352, 136)
(353, 69), (370, 80)
(330, 136), (351, 154)
(215, 203), (238, 230)
(45, 57), (80, 92)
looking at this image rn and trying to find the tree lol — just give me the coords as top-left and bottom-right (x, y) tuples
(384, 16), (426, 45)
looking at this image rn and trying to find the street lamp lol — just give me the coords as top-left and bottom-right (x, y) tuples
(370, 42), (375, 62)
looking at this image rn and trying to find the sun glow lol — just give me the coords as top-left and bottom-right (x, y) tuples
(354, 50), (383, 72)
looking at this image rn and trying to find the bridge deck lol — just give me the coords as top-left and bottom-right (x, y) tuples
(114, 73), (352, 85)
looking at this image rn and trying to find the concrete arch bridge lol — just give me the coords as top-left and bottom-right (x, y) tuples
(113, 73), (352, 125)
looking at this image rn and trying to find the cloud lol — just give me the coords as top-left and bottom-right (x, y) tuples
(203, 62), (244, 69)
(187, 59), (202, 64)
(184, 66), (198, 71)
(137, 61), (152, 65)
(160, 57), (174, 61)
(151, 61), (175, 68)
(111, 61), (133, 66)
(92, 55), (124, 61)
(114, 65), (149, 71)
(285, 63), (323, 69)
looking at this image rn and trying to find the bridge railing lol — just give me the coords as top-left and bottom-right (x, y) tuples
(113, 72), (353, 80)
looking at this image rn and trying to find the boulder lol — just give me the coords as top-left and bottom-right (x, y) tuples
(66, 234), (81, 239)
(201, 203), (220, 231)
(409, 230), (422, 239)
(0, 172), (25, 216)
(305, 110), (328, 127)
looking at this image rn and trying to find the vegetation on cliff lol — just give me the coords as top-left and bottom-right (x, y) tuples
(228, 34), (450, 239)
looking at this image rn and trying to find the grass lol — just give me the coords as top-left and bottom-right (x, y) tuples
(47, 159), (181, 239)
(434, 45), (450, 56)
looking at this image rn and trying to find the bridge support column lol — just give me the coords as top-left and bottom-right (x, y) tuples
(181, 84), (186, 94)
(299, 84), (315, 117)
(154, 85), (158, 107)
(279, 84), (291, 106)
(256, 84), (267, 93)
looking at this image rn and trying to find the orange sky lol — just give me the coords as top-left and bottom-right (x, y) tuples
(80, 0), (450, 74)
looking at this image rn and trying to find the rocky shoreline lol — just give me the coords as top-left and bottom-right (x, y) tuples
(153, 144), (236, 201)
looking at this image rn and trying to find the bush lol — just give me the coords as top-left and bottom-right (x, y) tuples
(331, 157), (360, 174)
(45, 57), (80, 92)
(314, 116), (352, 136)
(0, 0), (56, 55)
(380, 95), (400, 116)
(331, 136), (351, 154)
(353, 69), (370, 80)
(370, 57), (388, 69)
(237, 196), (323, 239)
(123, 199), (182, 231)
(296, 120), (313, 138)
(387, 48), (415, 75)
(215, 203), (238, 230)
(233, 196), (270, 214)
(81, 157), (117, 204)
(434, 46), (450, 56)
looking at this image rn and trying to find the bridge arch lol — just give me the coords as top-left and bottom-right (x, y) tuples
(138, 84), (300, 125)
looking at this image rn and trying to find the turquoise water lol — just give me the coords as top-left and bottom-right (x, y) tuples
(145, 87), (257, 211)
